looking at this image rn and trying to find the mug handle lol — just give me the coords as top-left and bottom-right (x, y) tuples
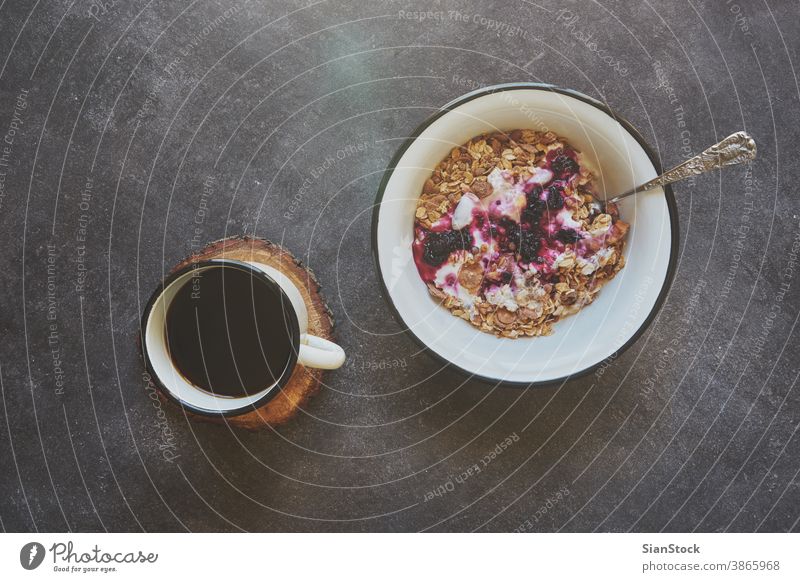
(298, 334), (346, 370)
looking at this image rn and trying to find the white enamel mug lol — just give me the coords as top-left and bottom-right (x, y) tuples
(141, 258), (345, 417)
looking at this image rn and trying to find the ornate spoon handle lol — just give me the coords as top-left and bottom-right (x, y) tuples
(608, 131), (757, 204)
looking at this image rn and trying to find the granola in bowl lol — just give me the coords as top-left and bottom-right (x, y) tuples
(412, 129), (630, 338)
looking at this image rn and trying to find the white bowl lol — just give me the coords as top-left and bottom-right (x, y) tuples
(372, 83), (678, 385)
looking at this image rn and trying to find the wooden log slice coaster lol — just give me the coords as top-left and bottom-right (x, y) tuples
(164, 236), (334, 430)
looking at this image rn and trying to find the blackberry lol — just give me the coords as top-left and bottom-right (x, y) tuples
(518, 230), (541, 262)
(555, 228), (582, 244)
(522, 186), (545, 223)
(496, 217), (518, 234)
(545, 186), (564, 210)
(523, 181), (542, 195)
(422, 229), (471, 265)
(525, 184), (543, 202)
(550, 153), (579, 177)
(498, 216), (519, 235)
(521, 206), (542, 225)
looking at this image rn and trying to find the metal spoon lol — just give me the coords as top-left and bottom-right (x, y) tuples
(607, 131), (757, 204)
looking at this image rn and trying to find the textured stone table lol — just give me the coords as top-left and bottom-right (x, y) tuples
(0, 0), (798, 532)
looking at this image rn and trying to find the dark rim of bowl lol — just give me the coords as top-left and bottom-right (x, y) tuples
(140, 258), (301, 417)
(370, 82), (679, 388)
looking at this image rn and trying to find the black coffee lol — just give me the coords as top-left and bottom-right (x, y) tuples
(165, 265), (296, 397)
